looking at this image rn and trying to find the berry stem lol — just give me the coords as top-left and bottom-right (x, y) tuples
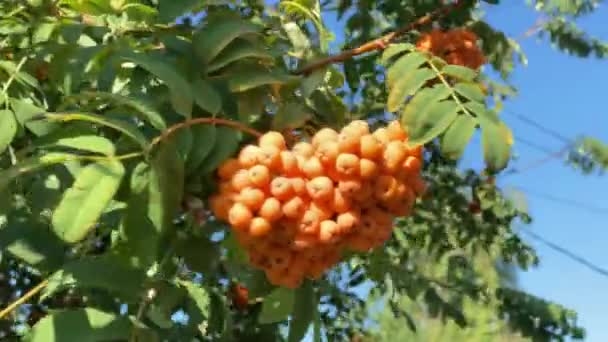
(149, 118), (263, 151)
(294, 0), (465, 76)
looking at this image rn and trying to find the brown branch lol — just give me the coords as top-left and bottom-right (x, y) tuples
(149, 118), (263, 151)
(294, 0), (466, 75)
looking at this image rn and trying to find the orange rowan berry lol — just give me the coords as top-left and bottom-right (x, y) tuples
(315, 141), (340, 165)
(250, 217), (272, 237)
(238, 145), (263, 168)
(359, 158), (379, 179)
(259, 131), (287, 150)
(292, 233), (318, 250)
(270, 177), (294, 200)
(338, 179), (362, 197)
(306, 176), (334, 202)
(228, 203), (253, 231)
(331, 188), (352, 213)
(239, 187), (266, 211)
(298, 210), (321, 235)
(335, 153), (360, 177)
(346, 120), (370, 136)
(210, 194), (232, 221)
(337, 132), (360, 153)
(248, 164), (271, 188)
(282, 196), (306, 219)
(372, 127), (390, 145)
(292, 142), (315, 158)
(259, 145), (281, 170)
(232, 169), (253, 191)
(312, 128), (339, 147)
(302, 156), (325, 178)
(279, 151), (300, 176)
(347, 235), (374, 252)
(218, 158), (241, 180)
(374, 175), (399, 202)
(336, 210), (360, 234)
(267, 247), (292, 270)
(387, 121), (407, 141)
(319, 220), (340, 244)
(310, 201), (333, 221)
(360, 134), (382, 160)
(259, 197), (283, 222)
(218, 182), (235, 194)
(410, 176), (427, 196)
(290, 177), (307, 197)
(352, 182), (373, 203)
(383, 141), (407, 173)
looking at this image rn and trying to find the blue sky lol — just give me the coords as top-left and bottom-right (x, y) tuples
(319, 1), (608, 340)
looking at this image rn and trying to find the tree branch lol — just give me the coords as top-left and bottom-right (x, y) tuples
(294, 0), (466, 75)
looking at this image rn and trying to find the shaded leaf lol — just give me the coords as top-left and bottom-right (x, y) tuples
(25, 308), (151, 342)
(273, 102), (311, 130)
(158, 0), (201, 22)
(194, 19), (262, 65)
(207, 38), (273, 73)
(288, 281), (315, 342)
(11, 98), (57, 136)
(179, 280), (211, 325)
(0, 216), (65, 270)
(177, 234), (221, 274)
(440, 115), (477, 159)
(186, 125), (217, 174)
(0, 109), (17, 153)
(227, 70), (297, 92)
(52, 160), (125, 243)
(42, 254), (146, 301)
(197, 127), (240, 174)
(125, 54), (193, 118)
(43, 112), (148, 150)
(193, 78), (222, 114)
(259, 287), (295, 324)
(44, 135), (116, 156)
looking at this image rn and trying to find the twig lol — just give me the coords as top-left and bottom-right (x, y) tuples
(0, 279), (49, 319)
(2, 56), (28, 105)
(294, 0), (465, 75)
(148, 117), (263, 151)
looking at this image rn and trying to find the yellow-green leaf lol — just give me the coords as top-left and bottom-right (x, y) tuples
(45, 135), (116, 156)
(440, 114), (477, 160)
(259, 287), (295, 324)
(479, 110), (513, 171)
(0, 109), (17, 153)
(386, 51), (427, 89)
(454, 83), (486, 102)
(402, 86), (456, 146)
(387, 68), (435, 112)
(52, 160), (125, 243)
(442, 65), (478, 81)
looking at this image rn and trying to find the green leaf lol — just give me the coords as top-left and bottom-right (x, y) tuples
(45, 135), (116, 156)
(454, 83), (486, 102)
(442, 65), (478, 81)
(42, 254), (146, 301)
(207, 38), (273, 73)
(179, 280), (210, 325)
(176, 234), (221, 274)
(402, 86), (458, 146)
(52, 160), (125, 243)
(11, 98), (57, 136)
(148, 139), (184, 242)
(185, 125), (217, 174)
(288, 281), (316, 342)
(259, 287), (296, 324)
(193, 19), (262, 65)
(381, 43), (413, 64)
(193, 78), (222, 114)
(119, 162), (159, 267)
(227, 70), (297, 92)
(0, 217), (65, 270)
(387, 67), (435, 112)
(0, 153), (77, 192)
(0, 61), (40, 89)
(43, 112), (149, 150)
(283, 22), (312, 58)
(197, 126), (240, 174)
(125, 54), (193, 118)
(25, 308), (149, 342)
(79, 91), (167, 130)
(59, 0), (115, 15)
(386, 51), (427, 89)
(158, 0), (201, 22)
(273, 102), (311, 130)
(0, 109), (17, 153)
(440, 115), (477, 160)
(480, 111), (513, 172)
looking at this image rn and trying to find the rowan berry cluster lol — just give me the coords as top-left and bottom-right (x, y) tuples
(416, 29), (485, 70)
(210, 120), (426, 288)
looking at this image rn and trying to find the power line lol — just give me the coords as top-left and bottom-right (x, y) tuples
(519, 227), (608, 279)
(515, 136), (558, 155)
(504, 109), (574, 145)
(501, 147), (568, 177)
(515, 186), (608, 216)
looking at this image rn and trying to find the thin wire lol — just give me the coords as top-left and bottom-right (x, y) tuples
(519, 227), (608, 279)
(501, 147), (568, 177)
(504, 109), (574, 145)
(515, 136), (557, 155)
(516, 186), (608, 215)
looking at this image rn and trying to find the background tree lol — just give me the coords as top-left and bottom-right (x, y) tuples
(0, 0), (606, 341)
